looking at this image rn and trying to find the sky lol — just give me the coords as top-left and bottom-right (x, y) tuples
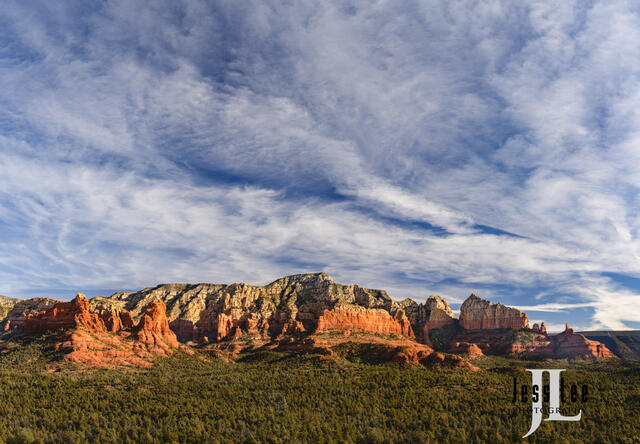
(1, 1), (640, 331)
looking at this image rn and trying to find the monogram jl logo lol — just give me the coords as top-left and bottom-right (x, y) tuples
(523, 369), (582, 438)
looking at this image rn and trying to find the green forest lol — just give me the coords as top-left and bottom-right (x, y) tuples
(0, 339), (638, 443)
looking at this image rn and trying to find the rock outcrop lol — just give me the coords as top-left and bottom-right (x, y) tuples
(449, 341), (483, 356)
(532, 322), (547, 335)
(0, 295), (18, 322)
(133, 301), (179, 353)
(17, 294), (183, 369)
(459, 294), (529, 330)
(23, 294), (107, 334)
(552, 324), (616, 359)
(315, 307), (414, 337)
(423, 296), (456, 330)
(2, 297), (58, 331)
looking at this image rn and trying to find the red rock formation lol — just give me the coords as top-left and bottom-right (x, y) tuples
(459, 294), (529, 330)
(449, 342), (483, 356)
(169, 319), (199, 342)
(214, 313), (235, 341)
(453, 323), (615, 360)
(552, 324), (616, 359)
(2, 298), (58, 331)
(315, 307), (414, 337)
(279, 319), (306, 337)
(389, 347), (433, 365)
(120, 310), (135, 329)
(24, 294), (107, 334)
(422, 296), (456, 340)
(17, 294), (187, 369)
(532, 322), (548, 335)
(97, 309), (135, 332)
(61, 329), (157, 369)
(133, 301), (179, 353)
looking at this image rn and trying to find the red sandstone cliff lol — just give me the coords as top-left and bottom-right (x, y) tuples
(18, 294), (183, 369)
(315, 307), (414, 337)
(133, 301), (179, 353)
(552, 324), (616, 359)
(24, 294), (107, 334)
(459, 294), (529, 330)
(2, 297), (57, 331)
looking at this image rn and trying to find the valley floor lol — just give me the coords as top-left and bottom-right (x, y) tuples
(0, 345), (637, 443)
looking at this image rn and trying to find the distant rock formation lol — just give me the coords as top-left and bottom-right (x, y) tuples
(532, 322), (547, 335)
(454, 323), (616, 359)
(553, 323), (616, 359)
(459, 294), (529, 330)
(0, 273), (618, 366)
(580, 330), (640, 361)
(89, 273), (410, 343)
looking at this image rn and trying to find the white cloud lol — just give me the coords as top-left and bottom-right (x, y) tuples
(0, 1), (639, 329)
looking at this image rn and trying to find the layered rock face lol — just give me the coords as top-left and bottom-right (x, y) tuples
(0, 295), (18, 321)
(84, 275), (613, 360)
(92, 273), (409, 342)
(459, 294), (529, 330)
(2, 297), (57, 331)
(315, 307), (414, 337)
(24, 294), (107, 334)
(18, 294), (181, 368)
(552, 324), (616, 359)
(423, 296), (456, 330)
(133, 301), (179, 352)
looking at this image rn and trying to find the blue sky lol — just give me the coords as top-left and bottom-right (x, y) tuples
(1, 1), (640, 331)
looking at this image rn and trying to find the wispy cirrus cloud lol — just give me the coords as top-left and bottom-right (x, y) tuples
(1, 1), (640, 329)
